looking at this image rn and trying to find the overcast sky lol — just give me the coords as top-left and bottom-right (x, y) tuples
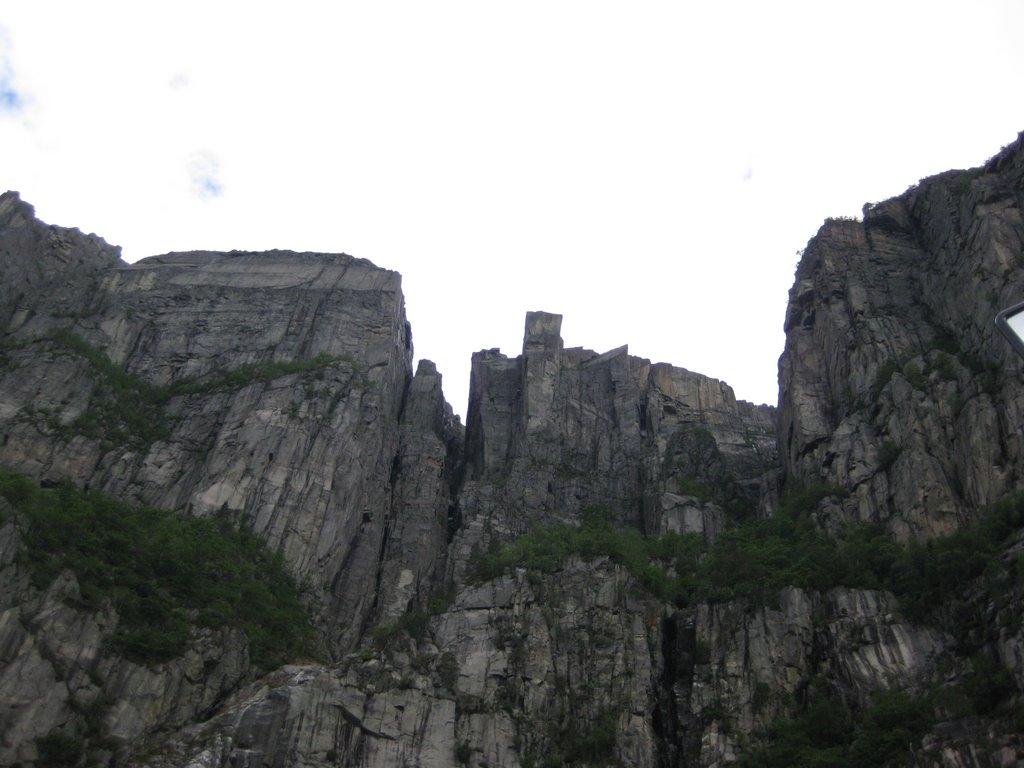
(2, 2), (1023, 417)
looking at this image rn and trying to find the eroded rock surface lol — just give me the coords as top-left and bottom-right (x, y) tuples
(0, 506), (250, 766)
(779, 133), (1024, 541)
(453, 311), (777, 585)
(2, 130), (1024, 767)
(0, 228), (458, 658)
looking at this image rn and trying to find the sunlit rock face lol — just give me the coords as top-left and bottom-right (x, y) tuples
(0, 205), (437, 659)
(1, 130), (1024, 768)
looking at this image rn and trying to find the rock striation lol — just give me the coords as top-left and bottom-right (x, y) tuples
(0, 206), (465, 660)
(780, 135), (1024, 540)
(452, 310), (778, 581)
(1, 131), (1024, 767)
(0, 192), (123, 333)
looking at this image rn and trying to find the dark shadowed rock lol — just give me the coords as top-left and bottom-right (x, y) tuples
(779, 132), (1024, 541)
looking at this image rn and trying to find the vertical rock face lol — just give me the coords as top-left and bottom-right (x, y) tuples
(0, 504), (251, 767)
(2, 130), (1024, 768)
(0, 191), (124, 332)
(375, 359), (462, 624)
(139, 561), (674, 768)
(458, 311), (777, 551)
(0, 229), (457, 658)
(779, 131), (1024, 541)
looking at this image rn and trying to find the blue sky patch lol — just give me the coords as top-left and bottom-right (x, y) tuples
(0, 82), (22, 112)
(188, 151), (224, 200)
(196, 175), (223, 198)
(0, 29), (22, 114)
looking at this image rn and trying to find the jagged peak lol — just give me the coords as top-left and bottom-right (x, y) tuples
(0, 190), (35, 226)
(984, 128), (1024, 174)
(415, 359), (439, 376)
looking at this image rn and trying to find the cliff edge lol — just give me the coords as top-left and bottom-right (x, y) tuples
(1, 131), (1023, 767)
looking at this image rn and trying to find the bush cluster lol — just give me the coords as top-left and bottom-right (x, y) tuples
(38, 329), (352, 448)
(522, 709), (618, 768)
(166, 352), (354, 397)
(738, 652), (1019, 768)
(0, 467), (316, 669)
(34, 731), (84, 767)
(466, 504), (704, 603)
(44, 328), (171, 446)
(737, 688), (931, 768)
(468, 488), (1024, 620)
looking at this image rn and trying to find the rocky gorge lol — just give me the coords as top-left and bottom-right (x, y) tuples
(1, 131), (1023, 767)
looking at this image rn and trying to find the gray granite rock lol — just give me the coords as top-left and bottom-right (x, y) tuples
(2, 130), (1024, 766)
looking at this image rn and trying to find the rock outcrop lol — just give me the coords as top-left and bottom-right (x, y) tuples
(0, 212), (465, 659)
(1, 131), (1024, 767)
(0, 503), (250, 767)
(780, 134), (1024, 540)
(0, 192), (123, 333)
(452, 310), (778, 582)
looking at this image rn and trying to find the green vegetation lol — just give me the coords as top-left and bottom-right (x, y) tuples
(947, 166), (984, 195)
(958, 653), (1018, 716)
(0, 467), (316, 669)
(371, 609), (432, 650)
(697, 490), (852, 604)
(871, 357), (930, 398)
(738, 650), (1020, 767)
(870, 360), (900, 399)
(902, 361), (926, 391)
(166, 352), (356, 397)
(871, 350), (961, 400)
(677, 474), (714, 503)
(929, 329), (961, 356)
(43, 328), (171, 447)
(364, 587), (459, 658)
(467, 488), (1024, 621)
(33, 328), (354, 448)
(35, 731), (85, 767)
(552, 713), (617, 766)
(931, 351), (958, 382)
(523, 710), (618, 768)
(437, 651), (459, 690)
(877, 440), (901, 470)
(466, 504), (704, 604)
(961, 351), (1001, 397)
(470, 490), (857, 607)
(887, 491), (1024, 621)
(737, 688), (931, 768)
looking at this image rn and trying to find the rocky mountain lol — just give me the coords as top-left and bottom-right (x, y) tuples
(1, 131), (1023, 767)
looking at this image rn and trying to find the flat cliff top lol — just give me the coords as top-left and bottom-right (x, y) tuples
(125, 249), (401, 292)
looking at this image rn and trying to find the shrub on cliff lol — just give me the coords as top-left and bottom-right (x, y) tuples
(467, 486), (1024, 620)
(737, 687), (931, 768)
(0, 466), (316, 669)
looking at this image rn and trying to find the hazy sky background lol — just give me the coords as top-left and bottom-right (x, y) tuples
(2, 2), (1023, 418)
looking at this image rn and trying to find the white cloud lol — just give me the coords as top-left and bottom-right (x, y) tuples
(1, 2), (1023, 416)
(0, 28), (24, 114)
(168, 72), (190, 90)
(188, 151), (223, 200)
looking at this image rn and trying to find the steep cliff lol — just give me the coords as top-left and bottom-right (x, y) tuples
(1, 130), (1024, 768)
(773, 131), (1024, 764)
(780, 134), (1024, 538)
(0, 190), (464, 763)
(452, 310), (777, 580)
(0, 197), (467, 662)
